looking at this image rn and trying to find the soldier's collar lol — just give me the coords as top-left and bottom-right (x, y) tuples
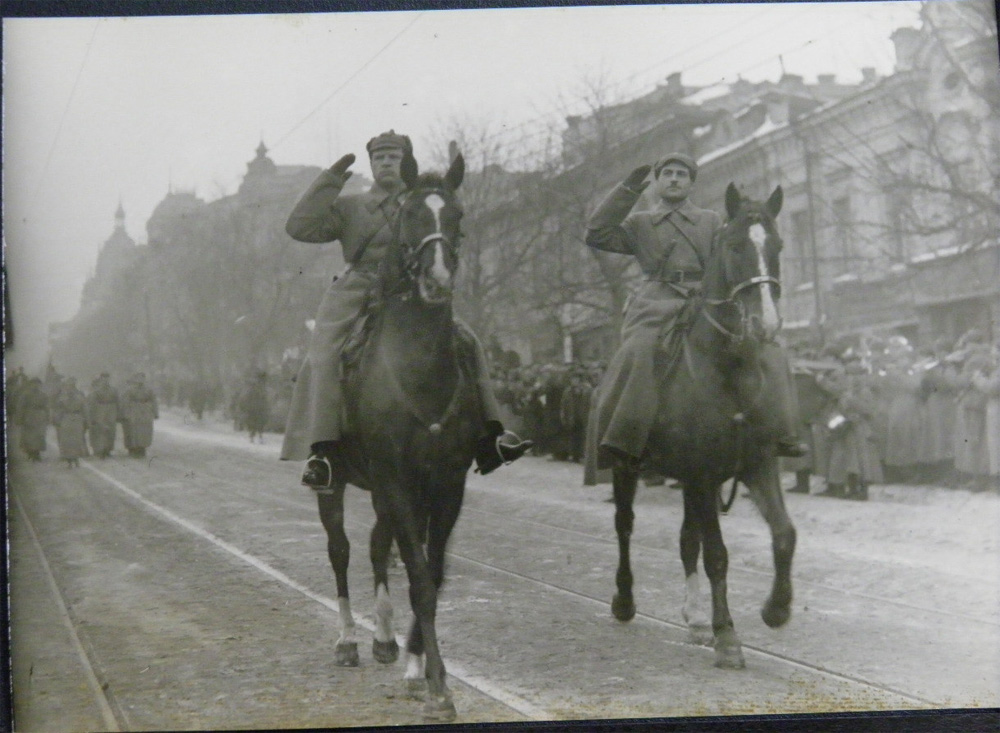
(651, 198), (698, 224)
(366, 185), (406, 213)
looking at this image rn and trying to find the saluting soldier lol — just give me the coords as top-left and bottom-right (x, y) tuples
(585, 153), (806, 469)
(120, 372), (158, 458)
(282, 130), (531, 490)
(87, 372), (119, 458)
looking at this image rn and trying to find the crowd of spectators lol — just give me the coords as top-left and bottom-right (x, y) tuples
(787, 329), (1000, 499)
(491, 361), (605, 464)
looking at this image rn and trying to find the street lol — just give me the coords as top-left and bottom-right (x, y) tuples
(8, 410), (1000, 730)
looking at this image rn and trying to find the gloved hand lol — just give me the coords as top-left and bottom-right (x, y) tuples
(623, 164), (652, 194)
(329, 153), (356, 182)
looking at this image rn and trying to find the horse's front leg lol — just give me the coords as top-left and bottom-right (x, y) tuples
(745, 456), (796, 628)
(370, 513), (399, 663)
(317, 484), (360, 667)
(611, 459), (640, 621)
(679, 487), (712, 645)
(690, 479), (744, 669)
(388, 487), (455, 722)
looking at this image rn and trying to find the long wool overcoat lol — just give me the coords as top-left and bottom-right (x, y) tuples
(584, 183), (721, 465)
(87, 383), (120, 456)
(18, 387), (50, 454)
(53, 388), (89, 460)
(120, 383), (158, 451)
(279, 167), (407, 461)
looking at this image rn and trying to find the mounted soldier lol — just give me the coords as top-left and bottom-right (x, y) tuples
(585, 153), (806, 471)
(281, 130), (531, 490)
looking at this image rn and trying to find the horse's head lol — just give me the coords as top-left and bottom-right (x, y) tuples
(390, 153), (465, 306)
(704, 183), (784, 345)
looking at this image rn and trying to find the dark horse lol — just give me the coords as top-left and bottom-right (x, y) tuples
(610, 183), (797, 669)
(316, 152), (478, 721)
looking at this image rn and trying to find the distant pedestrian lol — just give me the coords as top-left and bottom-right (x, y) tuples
(17, 377), (49, 461)
(53, 378), (88, 467)
(87, 373), (119, 458)
(120, 372), (158, 458)
(240, 371), (270, 443)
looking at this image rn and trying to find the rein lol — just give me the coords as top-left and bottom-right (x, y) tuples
(689, 269), (779, 513)
(378, 337), (466, 435)
(376, 185), (464, 436)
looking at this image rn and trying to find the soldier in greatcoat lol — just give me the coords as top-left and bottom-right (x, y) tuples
(282, 130), (531, 489)
(820, 359), (883, 500)
(560, 367), (592, 464)
(17, 377), (49, 461)
(87, 372), (119, 458)
(52, 377), (88, 467)
(584, 153), (806, 469)
(120, 372), (158, 457)
(240, 371), (270, 443)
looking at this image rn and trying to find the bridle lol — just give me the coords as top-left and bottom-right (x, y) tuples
(392, 187), (461, 286)
(701, 219), (783, 345)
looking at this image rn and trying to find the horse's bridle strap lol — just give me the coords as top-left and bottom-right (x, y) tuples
(728, 275), (780, 300)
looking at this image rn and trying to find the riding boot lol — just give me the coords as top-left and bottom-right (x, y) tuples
(475, 420), (534, 475)
(302, 440), (338, 489)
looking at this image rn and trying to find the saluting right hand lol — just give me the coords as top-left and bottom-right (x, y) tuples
(329, 153), (356, 181)
(623, 164), (652, 194)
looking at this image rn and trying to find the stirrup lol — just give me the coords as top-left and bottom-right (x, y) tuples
(302, 455), (333, 490)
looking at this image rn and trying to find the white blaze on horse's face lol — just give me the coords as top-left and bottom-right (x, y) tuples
(423, 193), (451, 287)
(748, 222), (780, 334)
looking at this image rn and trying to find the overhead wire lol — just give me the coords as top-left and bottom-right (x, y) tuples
(270, 11), (426, 152)
(27, 19), (102, 217)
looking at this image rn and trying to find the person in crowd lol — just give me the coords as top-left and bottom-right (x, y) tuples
(17, 377), (50, 461)
(280, 130), (531, 489)
(560, 366), (592, 464)
(120, 372), (159, 458)
(917, 348), (958, 485)
(240, 371), (271, 443)
(785, 356), (839, 494)
(52, 377), (88, 468)
(584, 152), (806, 471)
(972, 349), (1000, 490)
(955, 347), (993, 491)
(881, 350), (924, 484)
(87, 372), (120, 459)
(817, 356), (883, 500)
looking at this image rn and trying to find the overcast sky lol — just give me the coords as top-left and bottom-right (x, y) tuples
(3, 1), (922, 372)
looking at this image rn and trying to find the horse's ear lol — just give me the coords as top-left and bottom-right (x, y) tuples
(725, 183), (741, 219)
(766, 186), (783, 219)
(445, 153), (465, 190)
(401, 152), (419, 190)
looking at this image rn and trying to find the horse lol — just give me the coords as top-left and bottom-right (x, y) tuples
(315, 151), (478, 722)
(609, 182), (797, 669)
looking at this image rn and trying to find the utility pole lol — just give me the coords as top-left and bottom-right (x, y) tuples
(793, 119), (825, 345)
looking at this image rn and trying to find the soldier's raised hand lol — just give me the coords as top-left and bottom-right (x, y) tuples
(329, 153), (356, 181)
(623, 164), (652, 194)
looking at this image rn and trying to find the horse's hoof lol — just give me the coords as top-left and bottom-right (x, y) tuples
(713, 627), (745, 669)
(687, 624), (713, 646)
(612, 593), (636, 622)
(372, 638), (399, 664)
(761, 602), (791, 629)
(422, 693), (457, 722)
(334, 642), (360, 667)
